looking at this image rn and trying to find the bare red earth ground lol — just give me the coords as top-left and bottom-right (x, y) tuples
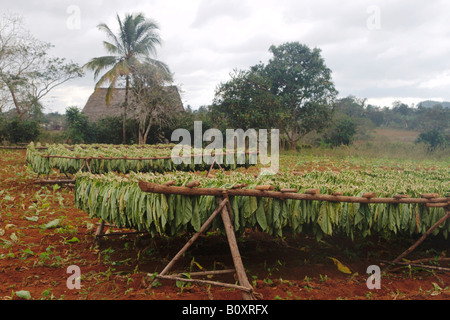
(0, 150), (449, 301)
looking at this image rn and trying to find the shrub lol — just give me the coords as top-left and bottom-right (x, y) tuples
(415, 129), (448, 151)
(324, 118), (357, 147)
(1, 117), (41, 144)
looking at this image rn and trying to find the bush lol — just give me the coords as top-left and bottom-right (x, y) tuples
(324, 118), (357, 147)
(64, 107), (96, 144)
(93, 117), (137, 145)
(415, 129), (448, 151)
(1, 117), (41, 144)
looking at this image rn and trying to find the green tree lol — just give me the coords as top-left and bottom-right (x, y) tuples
(263, 42), (338, 149)
(94, 116), (128, 145)
(64, 107), (93, 144)
(212, 43), (337, 149)
(84, 12), (167, 144)
(324, 118), (357, 147)
(212, 68), (281, 131)
(1, 117), (40, 143)
(416, 129), (448, 151)
(332, 96), (374, 141)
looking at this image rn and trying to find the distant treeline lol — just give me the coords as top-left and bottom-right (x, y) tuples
(1, 96), (449, 151)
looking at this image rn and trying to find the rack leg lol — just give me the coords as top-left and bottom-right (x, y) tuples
(391, 208), (450, 265)
(151, 199), (228, 286)
(95, 220), (105, 240)
(220, 197), (255, 300)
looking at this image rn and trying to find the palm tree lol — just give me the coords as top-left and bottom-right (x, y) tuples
(84, 12), (167, 144)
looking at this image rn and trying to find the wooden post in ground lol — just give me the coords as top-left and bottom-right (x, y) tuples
(219, 194), (255, 300)
(95, 220), (105, 240)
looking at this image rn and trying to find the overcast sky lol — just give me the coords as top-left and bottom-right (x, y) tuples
(3, 0), (450, 113)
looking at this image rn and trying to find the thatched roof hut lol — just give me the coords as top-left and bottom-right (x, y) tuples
(82, 87), (184, 122)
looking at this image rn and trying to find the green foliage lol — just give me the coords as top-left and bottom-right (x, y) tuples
(64, 107), (94, 144)
(263, 43), (338, 146)
(26, 143), (254, 175)
(74, 169), (450, 241)
(0, 117), (40, 143)
(212, 42), (337, 149)
(172, 106), (215, 145)
(93, 117), (136, 145)
(324, 118), (357, 147)
(362, 101), (449, 132)
(212, 68), (281, 130)
(416, 129), (448, 151)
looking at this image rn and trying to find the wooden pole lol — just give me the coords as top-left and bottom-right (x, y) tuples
(85, 159), (92, 173)
(156, 275), (252, 293)
(34, 179), (76, 185)
(222, 191), (234, 221)
(392, 209), (450, 264)
(206, 159), (217, 178)
(138, 181), (448, 205)
(40, 151), (259, 161)
(95, 220), (105, 239)
(380, 260), (450, 273)
(220, 196), (255, 300)
(171, 269), (236, 278)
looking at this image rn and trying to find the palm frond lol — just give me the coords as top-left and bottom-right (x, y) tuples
(83, 56), (119, 80)
(103, 41), (121, 55)
(97, 23), (124, 53)
(94, 60), (131, 105)
(143, 57), (172, 79)
(116, 14), (129, 54)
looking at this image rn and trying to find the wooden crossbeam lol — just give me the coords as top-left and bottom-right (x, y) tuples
(138, 181), (449, 206)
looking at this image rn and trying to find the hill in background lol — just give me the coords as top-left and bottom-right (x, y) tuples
(417, 100), (450, 109)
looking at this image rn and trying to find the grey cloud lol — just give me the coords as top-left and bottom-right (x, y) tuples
(191, 0), (252, 28)
(3, 0), (450, 113)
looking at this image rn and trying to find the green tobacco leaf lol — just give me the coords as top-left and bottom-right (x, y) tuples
(66, 237), (80, 243)
(15, 290), (31, 300)
(41, 219), (61, 230)
(182, 196), (193, 226)
(191, 198), (201, 232)
(255, 199), (268, 231)
(318, 203), (332, 236)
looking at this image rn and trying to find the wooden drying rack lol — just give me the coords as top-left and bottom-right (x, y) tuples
(33, 150), (258, 185)
(137, 179), (450, 298)
(30, 148), (449, 297)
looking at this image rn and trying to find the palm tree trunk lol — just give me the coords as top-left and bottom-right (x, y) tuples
(123, 76), (130, 144)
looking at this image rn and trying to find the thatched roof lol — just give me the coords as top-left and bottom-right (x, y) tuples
(82, 87), (184, 122)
